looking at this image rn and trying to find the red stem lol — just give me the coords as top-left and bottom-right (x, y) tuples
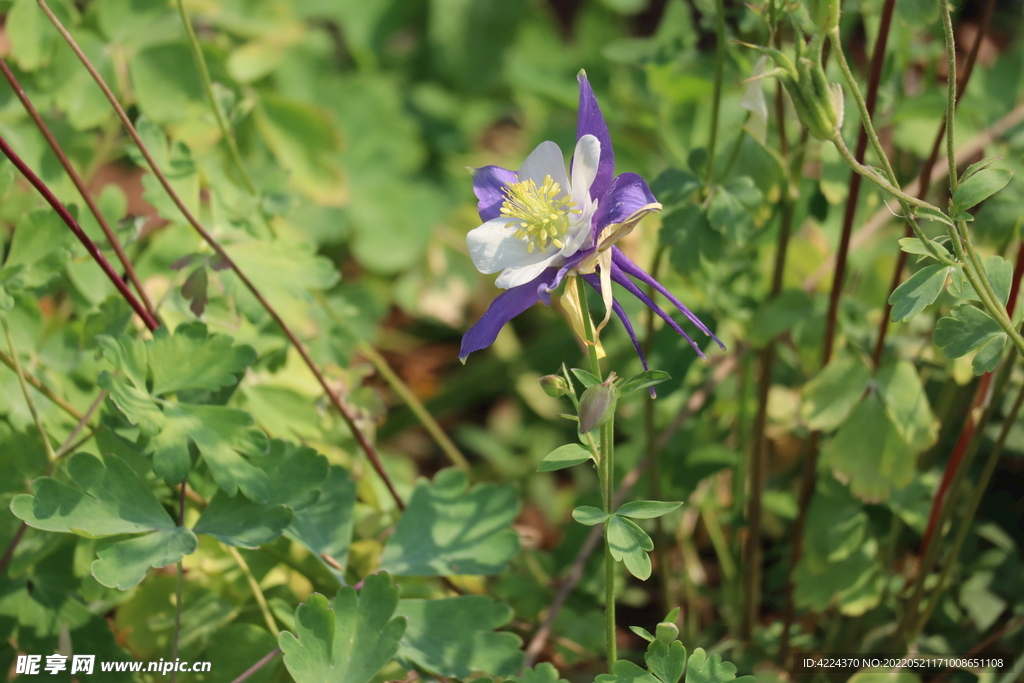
(0, 136), (160, 332)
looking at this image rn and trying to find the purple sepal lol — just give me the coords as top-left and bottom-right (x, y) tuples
(582, 273), (657, 397)
(576, 72), (614, 202)
(593, 173), (658, 237)
(459, 268), (556, 362)
(471, 165), (516, 221)
(612, 248), (725, 349)
(608, 264), (706, 360)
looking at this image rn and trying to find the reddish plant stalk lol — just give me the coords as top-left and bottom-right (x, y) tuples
(0, 136), (160, 332)
(779, 0), (897, 661)
(0, 56), (160, 324)
(34, 0), (404, 509)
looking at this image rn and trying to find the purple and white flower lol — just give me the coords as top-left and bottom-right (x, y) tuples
(461, 71), (724, 370)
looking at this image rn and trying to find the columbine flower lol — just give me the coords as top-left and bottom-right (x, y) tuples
(461, 71), (724, 370)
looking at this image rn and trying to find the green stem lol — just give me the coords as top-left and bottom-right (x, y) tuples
(939, 0), (960, 193)
(828, 30), (899, 184)
(3, 319), (56, 462)
(359, 342), (471, 472)
(573, 277), (616, 667)
(916, 379), (1024, 635)
(706, 0), (727, 188)
(176, 0), (256, 196)
(224, 544), (279, 635)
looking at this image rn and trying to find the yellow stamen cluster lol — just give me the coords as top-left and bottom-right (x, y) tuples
(500, 175), (580, 253)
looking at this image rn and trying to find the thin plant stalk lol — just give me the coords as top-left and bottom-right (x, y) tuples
(224, 543), (279, 635)
(643, 246), (673, 615)
(169, 481), (188, 683)
(705, 0), (727, 188)
(53, 390), (107, 459)
(35, 0), (404, 509)
(229, 647), (281, 683)
(915, 380), (1024, 637)
(0, 349), (82, 419)
(573, 277), (616, 667)
(3, 319), (57, 462)
(175, 0), (256, 195)
(0, 136), (160, 332)
(0, 57), (159, 323)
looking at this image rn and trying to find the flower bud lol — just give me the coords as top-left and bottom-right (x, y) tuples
(578, 381), (617, 433)
(539, 374), (570, 398)
(655, 621), (679, 644)
(808, 0), (841, 33)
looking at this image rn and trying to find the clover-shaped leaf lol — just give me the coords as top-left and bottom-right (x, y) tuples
(595, 660), (661, 683)
(379, 468), (519, 576)
(395, 595), (524, 677)
(684, 648), (755, 683)
(646, 640), (687, 683)
(279, 573), (406, 683)
(286, 465), (357, 576)
(934, 305), (1006, 375)
(11, 452), (198, 590)
(97, 323), (271, 499)
(608, 515), (654, 580)
(506, 663), (570, 683)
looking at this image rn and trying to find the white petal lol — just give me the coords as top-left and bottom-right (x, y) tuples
(495, 252), (562, 289)
(570, 134), (601, 204)
(467, 217), (550, 274)
(518, 141), (570, 196)
(560, 200), (596, 257)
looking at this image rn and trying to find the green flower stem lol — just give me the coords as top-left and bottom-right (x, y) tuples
(176, 0), (256, 196)
(224, 543), (279, 635)
(828, 30), (899, 185)
(958, 219), (1010, 328)
(940, 0), (960, 193)
(573, 277), (616, 667)
(705, 0), (727, 187)
(358, 342), (471, 472)
(3, 319), (56, 462)
(915, 378), (1024, 637)
(829, 135), (946, 222)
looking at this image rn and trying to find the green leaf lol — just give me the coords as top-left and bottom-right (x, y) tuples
(934, 305), (1004, 360)
(92, 527), (198, 590)
(607, 515), (654, 580)
(278, 574), (406, 683)
(395, 596), (524, 677)
(800, 356), (872, 431)
(952, 168), (1014, 212)
(145, 322), (256, 396)
(749, 289), (814, 346)
(971, 333), (1007, 374)
(914, 205), (955, 227)
(650, 168), (700, 207)
(537, 444), (592, 472)
(7, 0), (76, 71)
(663, 205), (723, 274)
(645, 640), (687, 683)
(506, 663), (570, 683)
(191, 491), (292, 548)
(617, 370), (671, 396)
(226, 239), (341, 313)
(706, 177), (763, 246)
(961, 156), (1002, 182)
(684, 648), (755, 683)
(898, 237), (951, 261)
(615, 501), (682, 519)
(820, 394), (915, 502)
(11, 452), (176, 536)
(379, 468), (519, 576)
(875, 361), (938, 451)
(630, 626), (655, 642)
(948, 255), (1013, 306)
(10, 452), (198, 589)
(888, 264), (950, 322)
(287, 465), (357, 575)
(595, 660), (661, 683)
(3, 209), (72, 289)
(129, 43), (205, 124)
(255, 92), (344, 205)
(571, 506), (609, 526)
(257, 440), (330, 510)
(570, 369), (601, 388)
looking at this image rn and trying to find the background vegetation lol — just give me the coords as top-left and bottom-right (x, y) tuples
(0, 0), (1022, 682)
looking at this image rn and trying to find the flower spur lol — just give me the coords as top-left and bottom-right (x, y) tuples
(461, 71), (725, 372)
